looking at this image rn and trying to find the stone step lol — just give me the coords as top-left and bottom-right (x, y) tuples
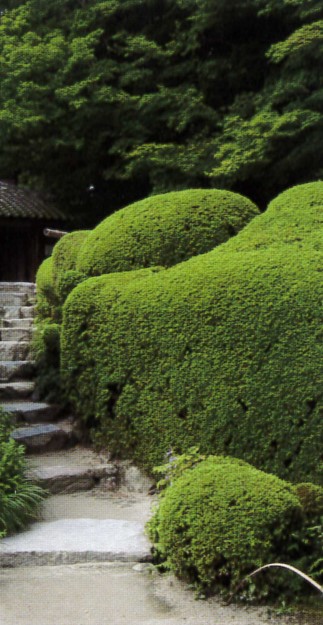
(0, 282), (35, 294)
(0, 340), (30, 360)
(0, 292), (30, 307)
(0, 305), (21, 319)
(26, 462), (118, 494)
(0, 305), (35, 320)
(1, 400), (60, 424)
(0, 327), (33, 341)
(0, 360), (36, 382)
(0, 380), (35, 399)
(0, 518), (152, 567)
(2, 317), (34, 328)
(21, 305), (36, 318)
(10, 423), (70, 453)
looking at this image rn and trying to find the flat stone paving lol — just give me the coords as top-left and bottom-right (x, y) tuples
(0, 518), (151, 566)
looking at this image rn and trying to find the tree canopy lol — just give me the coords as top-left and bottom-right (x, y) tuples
(0, 0), (322, 218)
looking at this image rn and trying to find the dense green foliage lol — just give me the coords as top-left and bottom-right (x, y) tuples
(0, 408), (45, 537)
(51, 230), (90, 301)
(34, 231), (90, 400)
(0, 0), (321, 215)
(148, 455), (322, 598)
(35, 256), (59, 321)
(77, 189), (259, 276)
(61, 182), (323, 482)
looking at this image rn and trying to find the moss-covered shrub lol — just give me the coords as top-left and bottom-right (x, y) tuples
(34, 231), (90, 401)
(77, 189), (259, 276)
(0, 408), (45, 537)
(51, 230), (90, 302)
(61, 266), (164, 437)
(61, 182), (323, 483)
(148, 456), (303, 596)
(35, 256), (60, 321)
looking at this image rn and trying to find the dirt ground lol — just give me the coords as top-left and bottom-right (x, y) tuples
(0, 561), (302, 625)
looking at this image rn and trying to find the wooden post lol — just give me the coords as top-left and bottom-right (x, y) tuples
(43, 228), (68, 239)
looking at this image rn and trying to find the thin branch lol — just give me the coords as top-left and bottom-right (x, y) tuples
(226, 562), (323, 604)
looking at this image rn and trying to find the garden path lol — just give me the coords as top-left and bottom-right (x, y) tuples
(0, 282), (304, 625)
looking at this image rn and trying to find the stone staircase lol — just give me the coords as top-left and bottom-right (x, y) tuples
(0, 282), (74, 453)
(0, 282), (153, 573)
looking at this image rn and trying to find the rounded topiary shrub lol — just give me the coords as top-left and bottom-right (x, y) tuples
(77, 189), (259, 276)
(148, 456), (302, 595)
(62, 182), (323, 483)
(51, 230), (90, 302)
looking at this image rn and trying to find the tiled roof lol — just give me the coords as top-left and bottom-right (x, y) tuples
(0, 181), (70, 220)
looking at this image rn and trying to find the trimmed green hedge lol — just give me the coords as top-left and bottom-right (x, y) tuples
(148, 456), (304, 595)
(61, 266), (164, 432)
(61, 182), (323, 482)
(77, 189), (259, 276)
(35, 256), (59, 321)
(51, 230), (90, 302)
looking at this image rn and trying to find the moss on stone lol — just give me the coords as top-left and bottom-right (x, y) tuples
(61, 182), (323, 482)
(77, 189), (259, 276)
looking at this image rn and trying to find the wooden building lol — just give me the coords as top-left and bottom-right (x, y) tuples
(0, 181), (71, 282)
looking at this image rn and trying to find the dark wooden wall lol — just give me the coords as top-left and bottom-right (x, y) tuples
(0, 219), (57, 282)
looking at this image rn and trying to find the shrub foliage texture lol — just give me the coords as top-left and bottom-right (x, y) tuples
(61, 182), (323, 483)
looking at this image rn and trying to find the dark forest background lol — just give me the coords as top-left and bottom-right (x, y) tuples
(0, 0), (322, 222)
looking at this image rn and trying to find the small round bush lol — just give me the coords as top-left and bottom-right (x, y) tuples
(77, 189), (259, 276)
(148, 456), (302, 594)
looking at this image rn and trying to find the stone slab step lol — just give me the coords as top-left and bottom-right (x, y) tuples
(2, 317), (34, 328)
(0, 282), (35, 294)
(0, 518), (152, 566)
(21, 305), (36, 318)
(0, 360), (36, 382)
(0, 327), (33, 341)
(26, 463), (118, 494)
(0, 305), (21, 319)
(0, 292), (30, 306)
(0, 341), (30, 360)
(0, 306), (35, 320)
(10, 424), (69, 453)
(0, 380), (35, 399)
(1, 400), (60, 423)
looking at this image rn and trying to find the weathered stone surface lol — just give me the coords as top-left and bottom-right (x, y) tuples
(0, 327), (33, 341)
(0, 340), (30, 360)
(0, 305), (21, 319)
(0, 282), (35, 294)
(1, 400), (60, 423)
(120, 463), (154, 494)
(20, 305), (35, 318)
(0, 380), (35, 399)
(0, 360), (36, 382)
(0, 292), (28, 306)
(0, 518), (152, 566)
(26, 463), (118, 494)
(3, 317), (33, 328)
(10, 424), (68, 452)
